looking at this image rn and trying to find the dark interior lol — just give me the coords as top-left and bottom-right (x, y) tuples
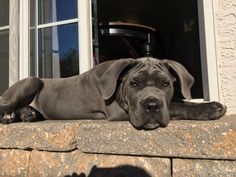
(94, 0), (203, 98)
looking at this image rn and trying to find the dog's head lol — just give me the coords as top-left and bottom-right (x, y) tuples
(99, 58), (194, 130)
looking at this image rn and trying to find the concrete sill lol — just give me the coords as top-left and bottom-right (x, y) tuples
(0, 116), (235, 160)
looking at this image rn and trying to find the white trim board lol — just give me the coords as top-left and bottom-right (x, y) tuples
(19, 0), (30, 80)
(9, 0), (20, 86)
(78, 0), (93, 74)
(198, 0), (219, 101)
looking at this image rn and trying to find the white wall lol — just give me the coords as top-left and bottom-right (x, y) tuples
(213, 0), (236, 114)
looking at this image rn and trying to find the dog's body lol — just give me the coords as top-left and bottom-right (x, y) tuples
(0, 58), (226, 130)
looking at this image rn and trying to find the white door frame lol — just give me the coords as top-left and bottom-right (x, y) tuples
(198, 0), (219, 101)
(16, 0), (219, 101)
(78, 0), (93, 73)
(9, 0), (19, 86)
(19, 0), (30, 80)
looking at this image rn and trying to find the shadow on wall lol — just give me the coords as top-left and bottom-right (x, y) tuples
(65, 165), (152, 177)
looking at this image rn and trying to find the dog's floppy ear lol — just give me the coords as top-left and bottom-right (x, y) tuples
(162, 59), (194, 100)
(99, 59), (137, 100)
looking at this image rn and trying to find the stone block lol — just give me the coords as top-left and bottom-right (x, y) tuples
(0, 149), (30, 177)
(28, 150), (171, 177)
(173, 159), (236, 177)
(0, 120), (80, 151)
(0, 117), (235, 160)
(78, 117), (236, 159)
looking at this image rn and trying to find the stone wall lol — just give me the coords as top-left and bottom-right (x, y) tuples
(213, 0), (236, 114)
(0, 116), (235, 177)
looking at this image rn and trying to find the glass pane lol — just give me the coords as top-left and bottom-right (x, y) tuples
(0, 0), (9, 26)
(38, 0), (77, 24)
(34, 23), (79, 78)
(0, 30), (9, 94)
(30, 0), (36, 27)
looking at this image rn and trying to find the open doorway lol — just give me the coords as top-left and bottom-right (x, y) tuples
(93, 0), (203, 99)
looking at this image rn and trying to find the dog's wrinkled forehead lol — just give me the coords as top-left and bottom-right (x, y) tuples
(132, 58), (170, 76)
(136, 57), (161, 64)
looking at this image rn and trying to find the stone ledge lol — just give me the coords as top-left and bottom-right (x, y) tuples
(78, 116), (236, 160)
(0, 116), (235, 160)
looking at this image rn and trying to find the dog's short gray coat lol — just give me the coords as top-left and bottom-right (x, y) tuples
(0, 57), (226, 130)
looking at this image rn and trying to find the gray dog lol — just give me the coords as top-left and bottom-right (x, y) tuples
(0, 57), (226, 130)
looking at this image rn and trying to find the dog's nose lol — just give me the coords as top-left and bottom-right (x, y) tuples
(142, 97), (163, 113)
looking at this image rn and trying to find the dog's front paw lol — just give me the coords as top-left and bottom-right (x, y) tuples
(0, 112), (18, 124)
(205, 101), (227, 120)
(18, 106), (45, 122)
(19, 107), (37, 122)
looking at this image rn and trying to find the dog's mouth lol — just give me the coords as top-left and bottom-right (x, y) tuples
(129, 111), (168, 130)
(143, 121), (161, 130)
(131, 119), (162, 130)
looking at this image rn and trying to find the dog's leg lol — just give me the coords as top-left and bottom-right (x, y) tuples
(0, 77), (44, 124)
(169, 101), (227, 120)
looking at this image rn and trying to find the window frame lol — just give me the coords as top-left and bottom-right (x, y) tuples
(30, 1), (80, 78)
(18, 0), (93, 79)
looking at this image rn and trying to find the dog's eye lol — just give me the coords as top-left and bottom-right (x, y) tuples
(163, 81), (170, 87)
(130, 81), (138, 87)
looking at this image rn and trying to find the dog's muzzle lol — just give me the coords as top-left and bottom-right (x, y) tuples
(141, 96), (169, 129)
(129, 96), (169, 130)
